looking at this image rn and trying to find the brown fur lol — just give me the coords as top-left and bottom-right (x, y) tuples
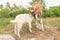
(30, 2), (44, 30)
(30, 2), (43, 18)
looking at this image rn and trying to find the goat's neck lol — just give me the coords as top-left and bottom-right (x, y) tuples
(29, 13), (34, 18)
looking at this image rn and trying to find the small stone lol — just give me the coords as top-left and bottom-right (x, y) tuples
(0, 34), (15, 40)
(28, 38), (36, 40)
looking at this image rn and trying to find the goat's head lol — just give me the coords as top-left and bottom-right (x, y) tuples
(30, 6), (38, 14)
(29, 6), (36, 18)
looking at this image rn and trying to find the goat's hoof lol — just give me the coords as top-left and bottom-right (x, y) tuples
(30, 31), (32, 32)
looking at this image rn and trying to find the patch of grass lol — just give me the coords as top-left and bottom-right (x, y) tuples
(48, 21), (60, 27)
(0, 17), (14, 29)
(44, 17), (60, 27)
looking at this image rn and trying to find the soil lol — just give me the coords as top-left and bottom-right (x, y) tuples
(1, 24), (60, 40)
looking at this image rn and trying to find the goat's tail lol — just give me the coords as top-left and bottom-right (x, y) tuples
(10, 20), (16, 23)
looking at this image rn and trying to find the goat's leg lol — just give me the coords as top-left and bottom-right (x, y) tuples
(39, 11), (44, 31)
(40, 17), (44, 30)
(29, 21), (32, 32)
(17, 24), (22, 38)
(17, 28), (20, 38)
(35, 14), (38, 24)
(14, 24), (17, 34)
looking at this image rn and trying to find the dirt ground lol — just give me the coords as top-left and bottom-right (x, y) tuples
(1, 24), (60, 40)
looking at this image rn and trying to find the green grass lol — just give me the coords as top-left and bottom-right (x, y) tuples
(44, 17), (60, 27)
(0, 17), (14, 29)
(48, 21), (60, 27)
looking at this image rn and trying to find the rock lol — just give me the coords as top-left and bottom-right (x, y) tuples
(28, 38), (36, 40)
(0, 34), (15, 40)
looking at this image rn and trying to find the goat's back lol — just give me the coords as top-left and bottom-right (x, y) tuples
(13, 14), (33, 23)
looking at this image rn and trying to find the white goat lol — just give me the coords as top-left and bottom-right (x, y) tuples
(10, 14), (34, 38)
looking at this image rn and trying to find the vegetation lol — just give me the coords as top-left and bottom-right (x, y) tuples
(43, 6), (60, 17)
(0, 18), (12, 29)
(0, 2), (29, 18)
(44, 17), (60, 27)
(0, 0), (60, 18)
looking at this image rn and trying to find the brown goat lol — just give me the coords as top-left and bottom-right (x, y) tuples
(30, 2), (44, 30)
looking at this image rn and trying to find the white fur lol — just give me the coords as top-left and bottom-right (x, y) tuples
(10, 14), (33, 38)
